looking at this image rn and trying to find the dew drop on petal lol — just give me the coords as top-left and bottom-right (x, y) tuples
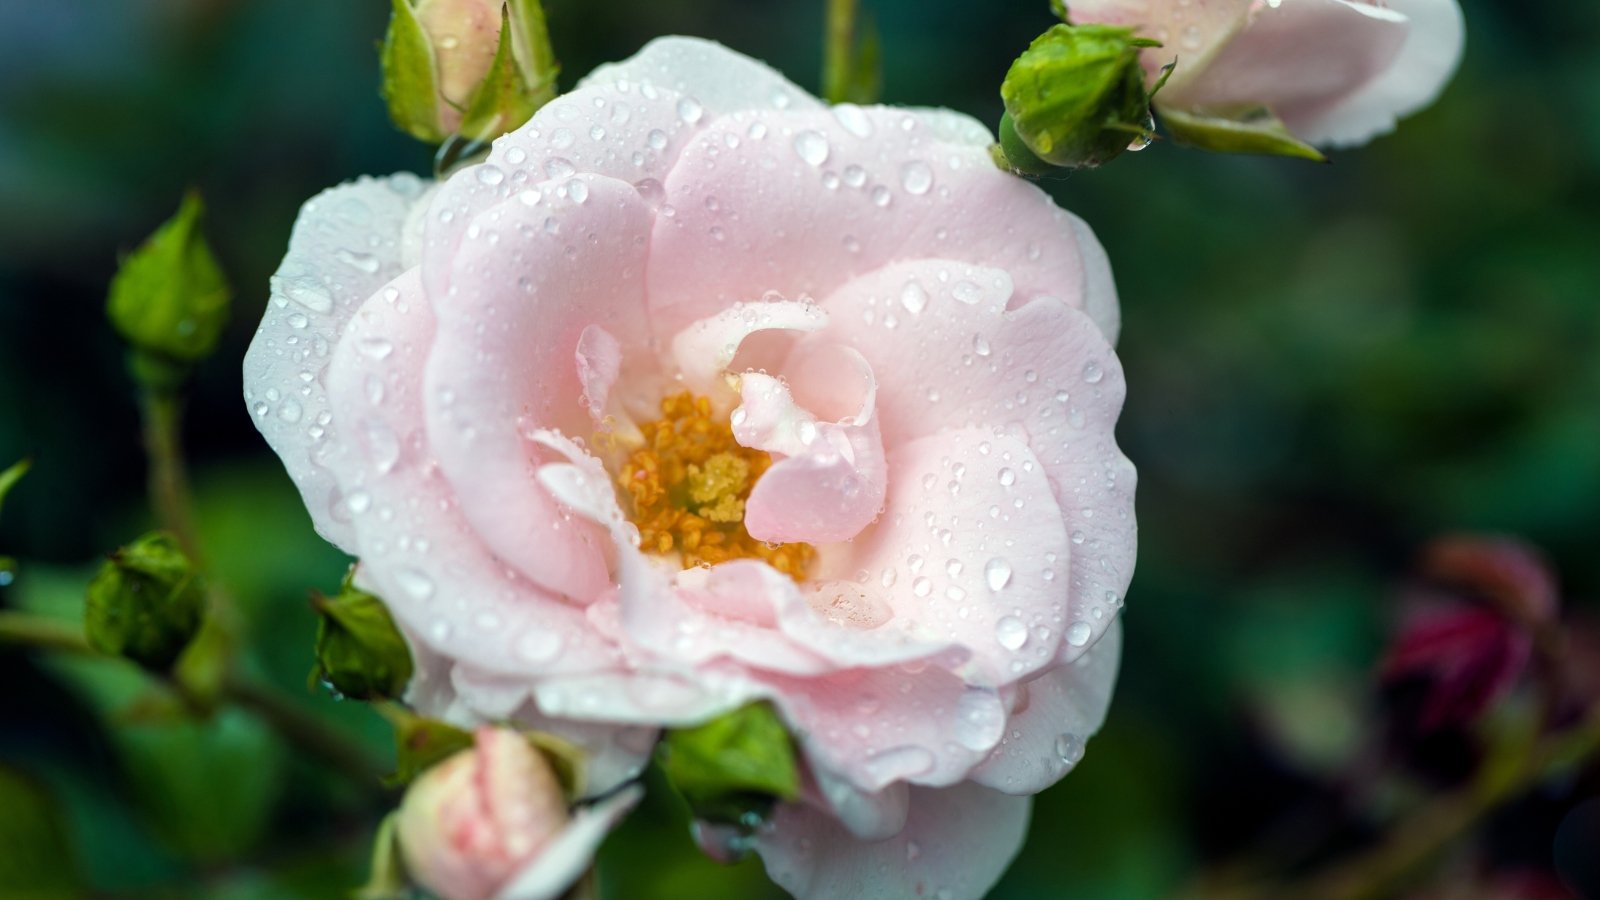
(899, 280), (929, 315)
(793, 130), (830, 167)
(984, 557), (1012, 592)
(1066, 621), (1093, 647)
(899, 161), (933, 195)
(995, 615), (1028, 650)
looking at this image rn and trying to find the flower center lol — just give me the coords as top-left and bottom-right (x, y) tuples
(613, 391), (814, 579)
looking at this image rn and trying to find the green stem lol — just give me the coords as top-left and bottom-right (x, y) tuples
(0, 611), (96, 655)
(140, 388), (200, 557)
(822, 0), (859, 104)
(223, 673), (387, 796)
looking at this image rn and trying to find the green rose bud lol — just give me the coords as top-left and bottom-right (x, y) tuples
(106, 192), (232, 387)
(84, 532), (205, 671)
(382, 0), (559, 144)
(658, 701), (799, 828)
(311, 571), (415, 702)
(998, 24), (1159, 172)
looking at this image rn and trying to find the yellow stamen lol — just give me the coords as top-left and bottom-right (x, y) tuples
(614, 392), (814, 579)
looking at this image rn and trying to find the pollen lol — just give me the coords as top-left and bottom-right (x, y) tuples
(615, 392), (814, 579)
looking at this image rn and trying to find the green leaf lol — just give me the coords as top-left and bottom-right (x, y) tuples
(0, 457), (29, 522)
(458, 4), (550, 143)
(822, 0), (881, 105)
(105, 191), (232, 371)
(657, 701), (798, 826)
(1157, 104), (1328, 162)
(0, 766), (80, 897)
(382, 706), (474, 787)
(84, 531), (205, 672)
(999, 24), (1157, 171)
(381, 0), (447, 143)
(311, 571), (414, 702)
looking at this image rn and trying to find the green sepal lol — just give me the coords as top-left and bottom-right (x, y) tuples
(381, 0), (448, 143)
(0, 457), (30, 523)
(105, 191), (232, 374)
(382, 706), (474, 787)
(311, 569), (414, 702)
(1000, 24), (1157, 171)
(83, 531), (205, 672)
(506, 0), (560, 105)
(658, 701), (800, 826)
(354, 813), (409, 900)
(1158, 104), (1328, 162)
(459, 3), (555, 143)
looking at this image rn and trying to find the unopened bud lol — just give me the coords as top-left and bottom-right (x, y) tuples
(998, 24), (1158, 172)
(106, 192), (232, 387)
(84, 532), (204, 671)
(382, 0), (559, 144)
(312, 571), (414, 701)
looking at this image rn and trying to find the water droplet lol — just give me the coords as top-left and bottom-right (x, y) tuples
(647, 129), (668, 150)
(984, 558), (1013, 592)
(952, 281), (983, 304)
(899, 280), (929, 314)
(475, 165), (505, 186)
(1066, 621), (1093, 647)
(1083, 362), (1104, 383)
(544, 157), (576, 179)
(832, 103), (875, 137)
(900, 161), (933, 195)
(998, 467), (1016, 487)
(793, 130), (830, 167)
(995, 615), (1028, 650)
(277, 399), (303, 423)
(1055, 733), (1086, 766)
(335, 248), (381, 273)
(357, 337), (394, 360)
(516, 629), (564, 663)
(973, 334), (991, 357)
(677, 96), (704, 124)
(871, 185), (892, 207)
(912, 576), (932, 597)
(395, 568), (435, 600)
(567, 179), (589, 204)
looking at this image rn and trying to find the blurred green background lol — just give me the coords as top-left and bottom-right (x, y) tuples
(1, 0), (1597, 897)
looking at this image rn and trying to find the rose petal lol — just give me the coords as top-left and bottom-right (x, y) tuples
(325, 272), (623, 679)
(1161, 0), (1411, 134)
(244, 173), (430, 550)
(737, 344), (887, 545)
(492, 784), (644, 900)
(425, 175), (653, 600)
(648, 105), (1117, 340)
(970, 621), (1122, 795)
(758, 782), (1031, 900)
(578, 35), (825, 119)
(1294, 0), (1465, 146)
(810, 260), (1136, 668)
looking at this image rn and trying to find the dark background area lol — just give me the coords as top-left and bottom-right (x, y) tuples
(1, 0), (1598, 897)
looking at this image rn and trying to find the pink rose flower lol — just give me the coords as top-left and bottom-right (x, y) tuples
(396, 726), (640, 900)
(246, 37), (1135, 899)
(1069, 0), (1465, 146)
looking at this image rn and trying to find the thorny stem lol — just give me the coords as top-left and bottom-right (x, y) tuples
(822, 0), (859, 105)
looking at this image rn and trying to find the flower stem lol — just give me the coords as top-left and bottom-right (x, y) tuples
(223, 673), (387, 795)
(822, 0), (860, 104)
(140, 387), (200, 557)
(0, 611), (95, 655)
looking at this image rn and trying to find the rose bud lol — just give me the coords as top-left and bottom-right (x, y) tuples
(396, 726), (639, 900)
(1066, 0), (1465, 153)
(106, 192), (231, 388)
(381, 0), (558, 143)
(84, 531), (204, 671)
(311, 569), (415, 701)
(998, 24), (1159, 173)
